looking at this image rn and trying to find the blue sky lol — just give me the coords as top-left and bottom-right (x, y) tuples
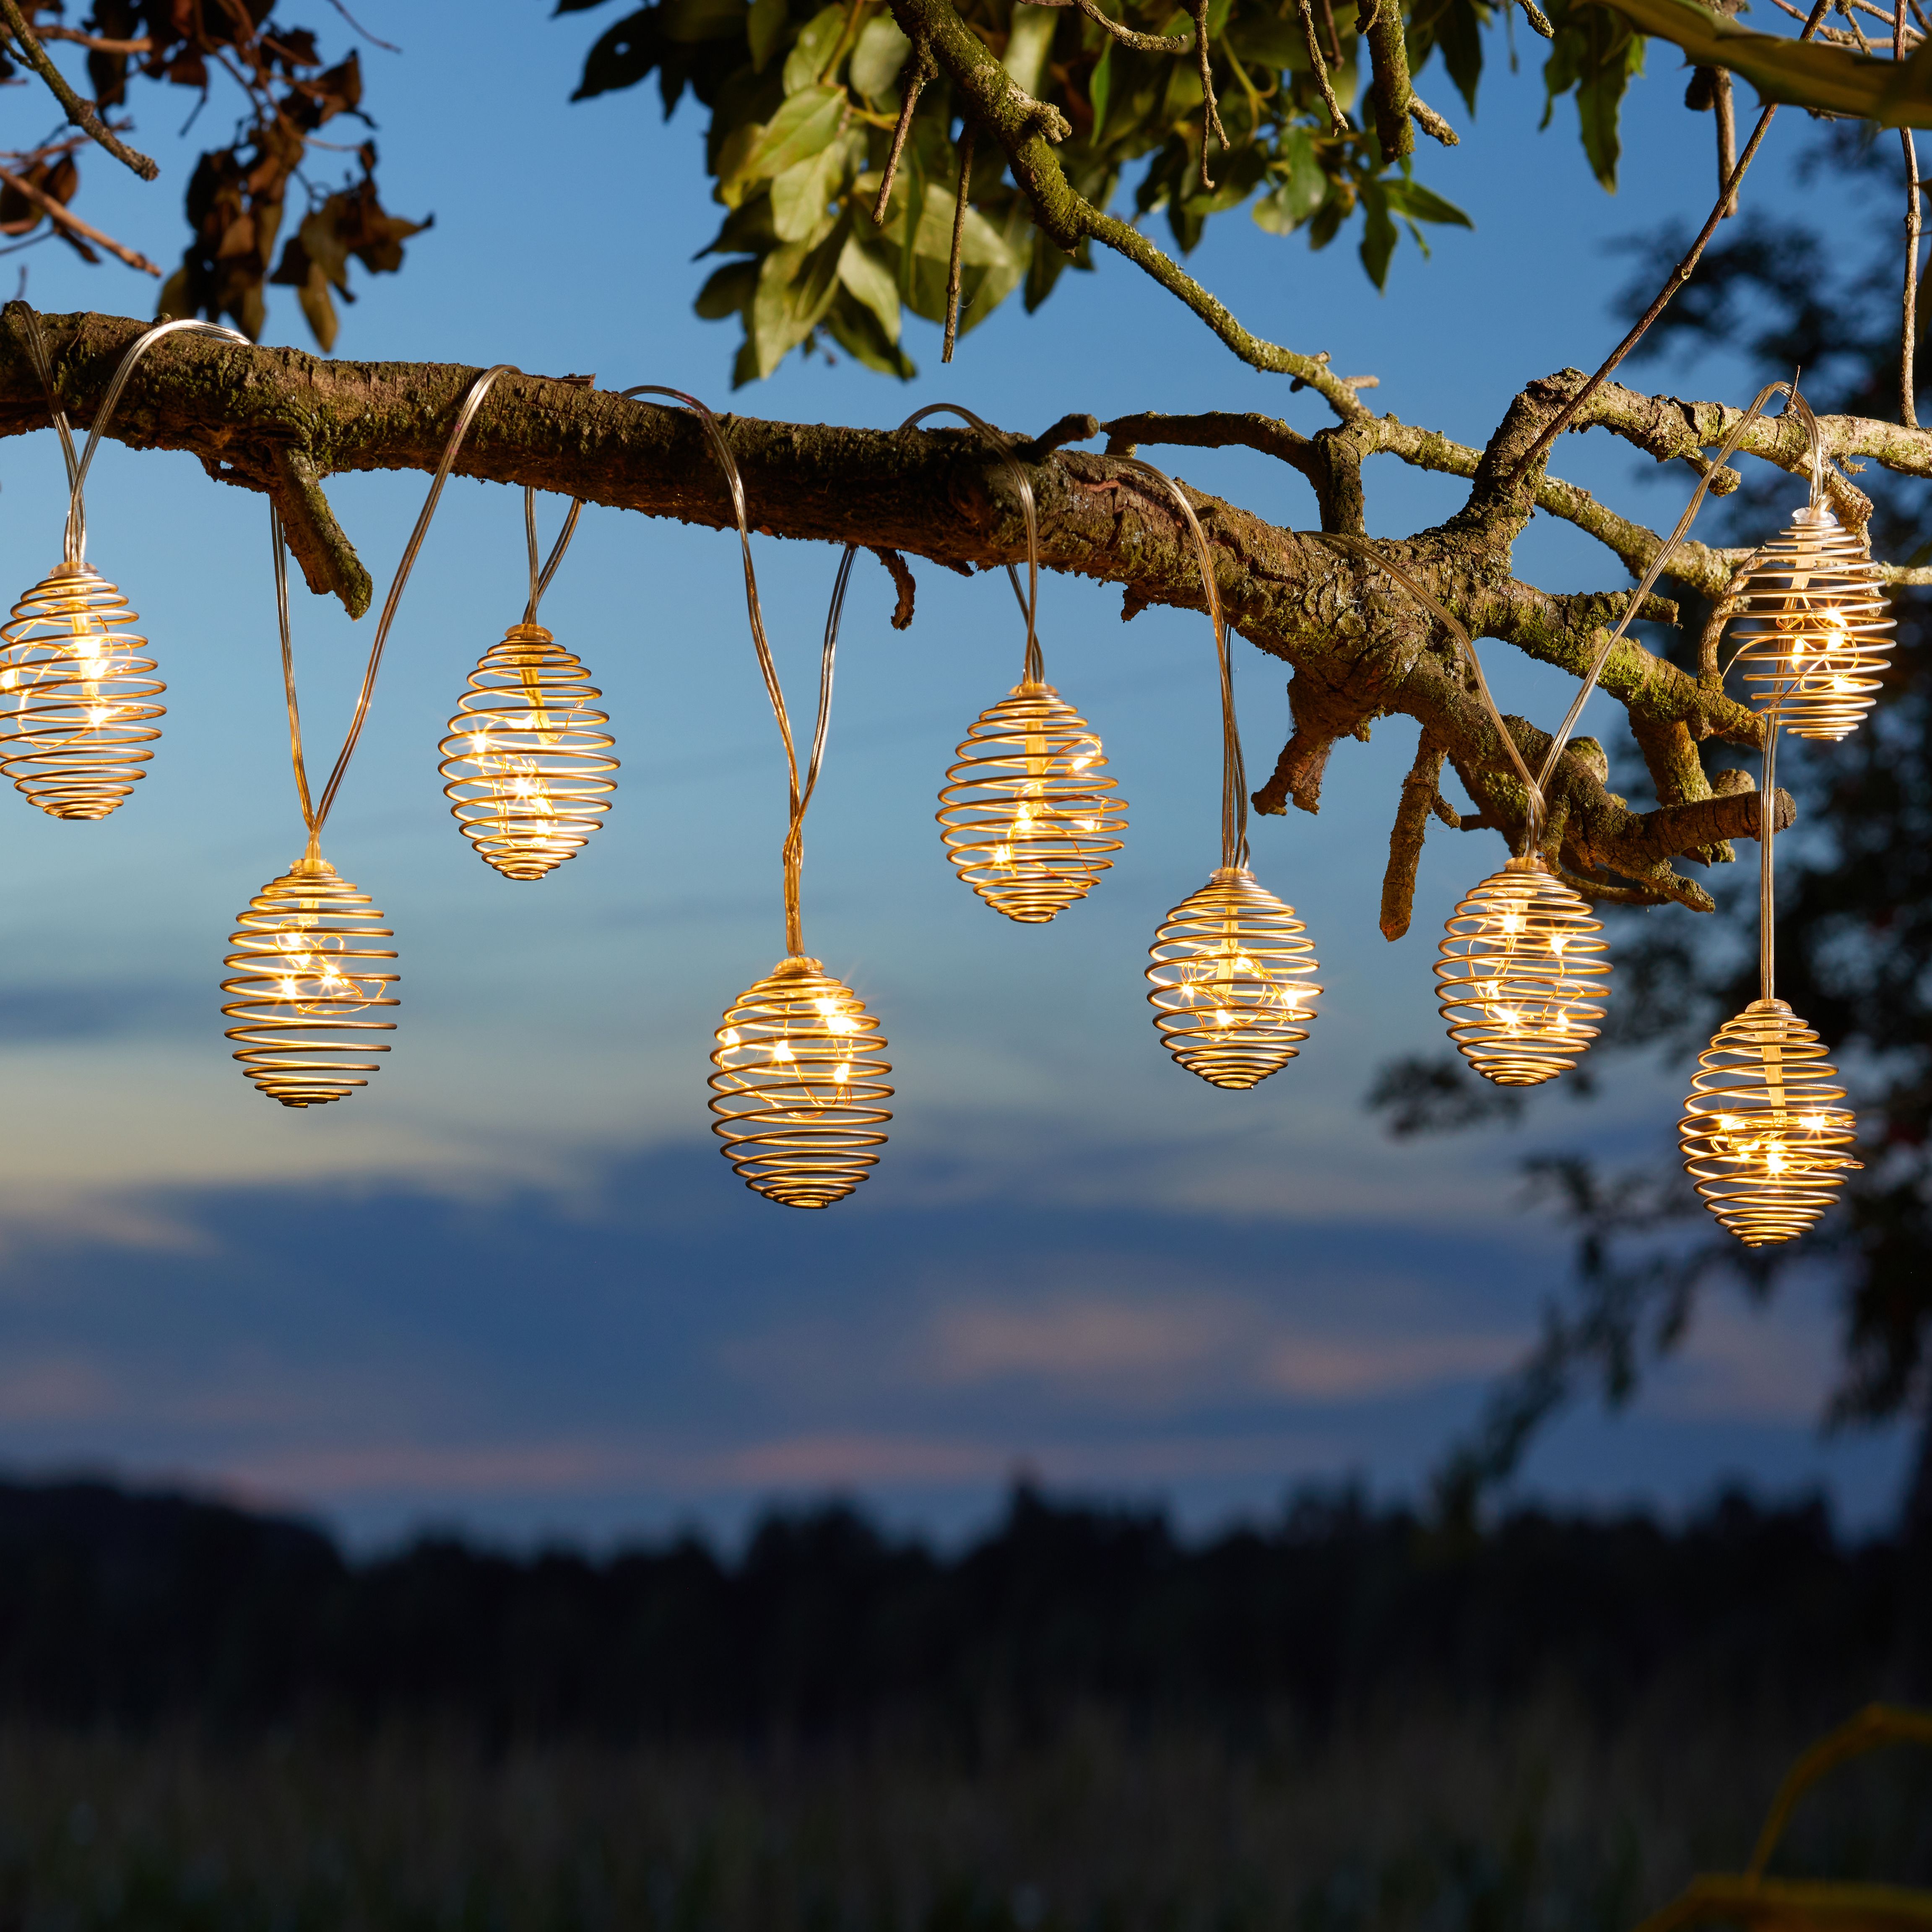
(0, 0), (1907, 1551)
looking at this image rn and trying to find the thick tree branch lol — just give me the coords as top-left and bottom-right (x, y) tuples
(0, 310), (1815, 903)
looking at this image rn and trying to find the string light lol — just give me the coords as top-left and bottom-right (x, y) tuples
(628, 390), (895, 1207)
(710, 957), (892, 1208)
(0, 315), (246, 820)
(221, 856), (399, 1107)
(939, 681), (1125, 922)
(1147, 867), (1320, 1087)
(0, 565), (161, 819)
(1436, 857), (1610, 1087)
(1726, 506), (1893, 742)
(1680, 1000), (1860, 1245)
(920, 403), (1127, 923)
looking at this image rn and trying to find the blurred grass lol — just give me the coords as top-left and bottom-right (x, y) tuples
(0, 1698), (1927, 1932)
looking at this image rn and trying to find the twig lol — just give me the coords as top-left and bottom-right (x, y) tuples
(1902, 2), (1922, 427)
(1409, 92), (1459, 144)
(321, 0), (402, 52)
(1070, 0), (1194, 53)
(1317, 0), (1343, 60)
(1714, 68), (1737, 215)
(0, 0), (157, 180)
(32, 26), (153, 53)
(1516, 0), (1556, 31)
(1381, 728), (1446, 940)
(942, 118), (975, 362)
(1193, 0), (1227, 192)
(0, 166), (159, 272)
(1506, 0), (1828, 490)
(1297, 0), (1352, 134)
(872, 36), (936, 224)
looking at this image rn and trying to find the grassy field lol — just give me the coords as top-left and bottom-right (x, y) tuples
(0, 1698), (1924, 1932)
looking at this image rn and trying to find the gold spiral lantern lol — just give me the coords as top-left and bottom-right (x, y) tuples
(439, 621), (618, 880)
(1727, 506), (1893, 741)
(1146, 866), (1321, 1088)
(1680, 999), (1860, 1246)
(938, 680), (1126, 922)
(220, 855), (400, 1108)
(0, 562), (162, 819)
(1436, 856), (1611, 1087)
(709, 955), (893, 1209)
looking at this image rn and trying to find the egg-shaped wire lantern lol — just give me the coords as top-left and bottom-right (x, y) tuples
(1146, 866), (1321, 1089)
(1680, 998), (1860, 1246)
(439, 621), (618, 880)
(710, 955), (893, 1209)
(220, 855), (400, 1108)
(0, 562), (162, 819)
(1726, 505), (1893, 742)
(1435, 856), (1611, 1087)
(939, 679), (1126, 922)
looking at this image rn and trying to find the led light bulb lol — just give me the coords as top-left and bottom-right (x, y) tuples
(221, 856), (400, 1108)
(440, 622), (619, 881)
(1436, 856), (1611, 1087)
(1681, 998), (1860, 1246)
(710, 956), (893, 1209)
(0, 562), (164, 820)
(1147, 867), (1321, 1089)
(939, 681), (1126, 923)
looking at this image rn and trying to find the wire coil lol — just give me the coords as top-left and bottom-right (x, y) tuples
(1146, 867), (1321, 1089)
(0, 563), (161, 819)
(709, 956), (893, 1209)
(938, 680), (1126, 922)
(220, 856), (400, 1108)
(439, 622), (618, 880)
(1680, 998), (1861, 1246)
(1436, 857), (1610, 1087)
(1727, 507), (1893, 741)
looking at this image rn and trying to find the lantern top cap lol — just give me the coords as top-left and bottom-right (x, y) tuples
(1504, 853), (1554, 874)
(502, 621), (554, 644)
(1209, 865), (1255, 884)
(45, 561), (98, 581)
(289, 856), (339, 880)
(1745, 996), (1793, 1014)
(1791, 504), (1840, 530)
(770, 954), (825, 979)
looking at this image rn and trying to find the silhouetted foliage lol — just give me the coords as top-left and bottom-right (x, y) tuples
(0, 1476), (1923, 1742)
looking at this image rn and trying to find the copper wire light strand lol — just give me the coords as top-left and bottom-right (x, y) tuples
(305, 363), (521, 839)
(269, 506), (317, 836)
(1111, 456), (1245, 866)
(621, 384), (834, 957)
(63, 317), (250, 564)
(523, 483), (585, 626)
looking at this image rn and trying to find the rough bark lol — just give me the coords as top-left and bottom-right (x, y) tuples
(0, 305), (1911, 918)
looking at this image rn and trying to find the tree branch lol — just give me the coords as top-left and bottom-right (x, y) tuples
(0, 0), (159, 181)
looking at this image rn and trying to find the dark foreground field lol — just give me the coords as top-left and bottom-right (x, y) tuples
(0, 1480), (1924, 1931)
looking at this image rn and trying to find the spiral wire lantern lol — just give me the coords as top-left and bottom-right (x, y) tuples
(439, 488), (619, 879)
(1680, 706), (1859, 1243)
(1721, 395), (1892, 742)
(926, 405), (1126, 922)
(1129, 458), (1322, 1087)
(0, 315), (247, 819)
(224, 365), (522, 1105)
(627, 390), (889, 1206)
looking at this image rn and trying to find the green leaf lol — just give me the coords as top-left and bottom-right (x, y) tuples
(837, 231), (902, 341)
(747, 0), (788, 70)
(660, 0), (746, 42)
(783, 4), (846, 92)
(1379, 176), (1474, 227)
(1003, 4), (1059, 98)
(824, 289), (917, 376)
(1594, 0), (1932, 126)
(1252, 126), (1329, 233)
(1357, 176), (1396, 289)
(770, 130), (855, 241)
(1542, 0), (1642, 188)
(751, 221), (847, 375)
(1226, 7), (1306, 71)
(850, 14), (911, 99)
(734, 83), (845, 192)
(1089, 42), (1113, 140)
(571, 7), (658, 99)
(696, 258), (758, 317)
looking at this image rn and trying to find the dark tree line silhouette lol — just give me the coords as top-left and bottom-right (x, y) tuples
(0, 1476), (1921, 1740)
